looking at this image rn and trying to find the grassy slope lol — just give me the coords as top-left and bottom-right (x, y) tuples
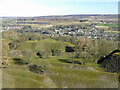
(3, 57), (118, 88)
(2, 65), (56, 88)
(2, 39), (119, 88)
(48, 58), (118, 88)
(15, 39), (74, 50)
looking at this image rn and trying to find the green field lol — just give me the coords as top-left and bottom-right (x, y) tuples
(97, 23), (118, 27)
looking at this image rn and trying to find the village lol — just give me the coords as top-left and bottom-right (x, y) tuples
(2, 20), (118, 40)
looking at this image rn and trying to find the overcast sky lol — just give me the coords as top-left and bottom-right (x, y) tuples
(0, 0), (119, 17)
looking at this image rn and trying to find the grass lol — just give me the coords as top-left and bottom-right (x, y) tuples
(3, 56), (56, 88)
(47, 57), (118, 88)
(2, 39), (119, 88)
(97, 23), (118, 27)
(40, 39), (57, 43)
(104, 31), (119, 34)
(15, 41), (38, 50)
(2, 55), (119, 88)
(2, 68), (56, 88)
(113, 52), (120, 55)
(49, 64), (118, 88)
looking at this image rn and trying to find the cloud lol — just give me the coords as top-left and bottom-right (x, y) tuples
(33, 0), (119, 2)
(0, 0), (62, 16)
(0, 0), (118, 16)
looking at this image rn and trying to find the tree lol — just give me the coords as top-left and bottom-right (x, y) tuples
(9, 40), (20, 49)
(75, 38), (92, 58)
(2, 41), (10, 67)
(52, 41), (65, 56)
(22, 49), (34, 65)
(97, 39), (118, 58)
(35, 42), (52, 59)
(2, 31), (18, 40)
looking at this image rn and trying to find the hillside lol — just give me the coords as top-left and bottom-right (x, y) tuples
(2, 38), (119, 88)
(97, 49), (120, 73)
(1, 14), (119, 88)
(2, 57), (119, 88)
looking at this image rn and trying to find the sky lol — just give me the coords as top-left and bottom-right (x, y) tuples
(0, 0), (119, 17)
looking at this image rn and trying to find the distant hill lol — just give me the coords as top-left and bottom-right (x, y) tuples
(1, 14), (118, 19)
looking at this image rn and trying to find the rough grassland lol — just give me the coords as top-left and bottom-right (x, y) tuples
(2, 69), (56, 88)
(2, 56), (119, 88)
(2, 40), (119, 88)
(48, 58), (118, 88)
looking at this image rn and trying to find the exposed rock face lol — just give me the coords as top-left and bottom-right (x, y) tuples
(97, 49), (120, 73)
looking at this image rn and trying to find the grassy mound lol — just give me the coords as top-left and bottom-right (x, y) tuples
(15, 39), (74, 51)
(2, 69), (56, 88)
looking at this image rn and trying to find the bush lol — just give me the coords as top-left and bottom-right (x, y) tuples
(58, 59), (81, 65)
(28, 64), (45, 74)
(22, 49), (34, 65)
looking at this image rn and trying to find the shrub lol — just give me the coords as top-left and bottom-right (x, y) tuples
(29, 64), (45, 74)
(22, 49), (34, 65)
(58, 59), (81, 65)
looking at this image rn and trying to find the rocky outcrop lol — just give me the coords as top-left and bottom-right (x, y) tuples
(97, 49), (120, 73)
